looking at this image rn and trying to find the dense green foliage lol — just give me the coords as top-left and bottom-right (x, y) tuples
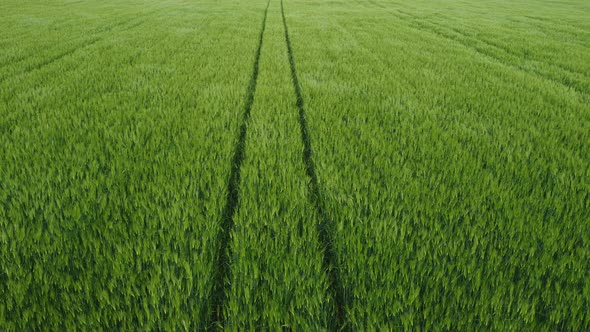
(1, 0), (266, 329)
(1, 0), (589, 330)
(288, 0), (590, 329)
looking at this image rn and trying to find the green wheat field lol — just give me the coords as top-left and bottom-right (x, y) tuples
(1, 0), (589, 330)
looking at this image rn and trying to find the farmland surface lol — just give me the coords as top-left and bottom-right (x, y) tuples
(1, 0), (589, 330)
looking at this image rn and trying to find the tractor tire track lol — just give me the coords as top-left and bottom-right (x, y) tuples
(205, 0), (270, 328)
(0, 15), (133, 70)
(506, 16), (590, 50)
(522, 15), (590, 35)
(280, 0), (347, 330)
(414, 15), (590, 82)
(0, 16), (76, 51)
(332, 17), (590, 167)
(0, 16), (149, 86)
(414, 13), (589, 76)
(370, 5), (590, 98)
(415, 22), (589, 97)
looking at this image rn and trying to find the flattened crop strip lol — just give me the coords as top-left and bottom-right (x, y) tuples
(280, 0), (347, 329)
(206, 0), (270, 328)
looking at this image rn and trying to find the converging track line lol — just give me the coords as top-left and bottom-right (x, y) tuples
(280, 0), (347, 330)
(0, 18), (149, 86)
(206, 0), (270, 328)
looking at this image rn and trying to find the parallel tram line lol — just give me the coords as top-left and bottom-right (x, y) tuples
(280, 0), (347, 330)
(329, 15), (590, 170)
(205, 0), (270, 328)
(0, 17), (125, 69)
(0, 14), (153, 85)
(521, 14), (590, 35)
(368, 2), (590, 97)
(404, 11), (590, 81)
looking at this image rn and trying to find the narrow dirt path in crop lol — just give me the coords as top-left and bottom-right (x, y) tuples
(206, 0), (270, 328)
(280, 0), (347, 330)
